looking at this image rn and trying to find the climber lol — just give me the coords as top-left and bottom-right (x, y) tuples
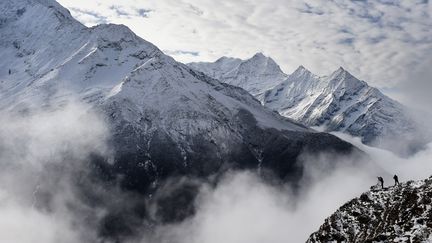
(393, 174), (399, 186)
(8, 69), (11, 75)
(377, 176), (384, 189)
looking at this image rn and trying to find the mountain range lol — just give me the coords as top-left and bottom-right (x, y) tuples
(189, 55), (427, 155)
(0, 0), (361, 240)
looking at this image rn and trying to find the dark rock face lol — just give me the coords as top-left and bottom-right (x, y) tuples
(88, 108), (360, 242)
(307, 177), (432, 243)
(105, 107), (358, 195)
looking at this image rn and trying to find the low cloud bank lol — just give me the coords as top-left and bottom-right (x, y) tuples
(0, 101), (431, 243)
(0, 102), (110, 243)
(146, 135), (432, 243)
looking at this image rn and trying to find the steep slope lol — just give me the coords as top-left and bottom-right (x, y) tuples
(0, 0), (161, 109)
(0, 0), (360, 186)
(263, 66), (422, 155)
(308, 177), (432, 242)
(189, 54), (425, 155)
(189, 53), (288, 101)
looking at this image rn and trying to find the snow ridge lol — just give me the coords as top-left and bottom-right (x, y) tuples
(190, 57), (426, 155)
(189, 53), (288, 100)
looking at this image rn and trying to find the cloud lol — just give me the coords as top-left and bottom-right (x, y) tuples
(0, 101), (111, 243)
(109, 5), (131, 17)
(164, 49), (200, 57)
(137, 8), (152, 18)
(69, 7), (108, 26)
(1, 99), (431, 243)
(141, 133), (432, 243)
(57, 0), (431, 96)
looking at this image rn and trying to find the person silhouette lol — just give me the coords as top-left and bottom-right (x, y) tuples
(377, 176), (384, 189)
(393, 174), (399, 186)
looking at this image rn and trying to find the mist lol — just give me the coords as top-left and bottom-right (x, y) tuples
(144, 135), (432, 243)
(0, 101), (110, 243)
(1, 100), (432, 243)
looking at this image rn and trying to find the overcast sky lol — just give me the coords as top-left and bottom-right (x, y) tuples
(57, 0), (431, 101)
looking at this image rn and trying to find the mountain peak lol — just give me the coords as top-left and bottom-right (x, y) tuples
(292, 65), (312, 76)
(329, 66), (356, 81)
(297, 65), (306, 70)
(243, 53), (284, 75)
(252, 52), (266, 59)
(91, 23), (138, 40)
(1, 0), (84, 32)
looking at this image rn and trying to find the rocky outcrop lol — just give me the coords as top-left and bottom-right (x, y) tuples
(308, 177), (432, 243)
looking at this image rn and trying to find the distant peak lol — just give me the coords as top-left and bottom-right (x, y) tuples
(295, 65), (308, 72)
(251, 52), (266, 59)
(215, 56), (239, 63)
(291, 65), (312, 76)
(331, 66), (352, 78)
(248, 52), (269, 60)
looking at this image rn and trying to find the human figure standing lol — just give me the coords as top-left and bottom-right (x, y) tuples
(378, 176), (384, 189)
(393, 174), (399, 186)
(8, 69), (11, 75)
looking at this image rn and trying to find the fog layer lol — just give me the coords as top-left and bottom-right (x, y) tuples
(0, 101), (431, 243)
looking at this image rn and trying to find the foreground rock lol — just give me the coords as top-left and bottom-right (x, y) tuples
(307, 177), (432, 243)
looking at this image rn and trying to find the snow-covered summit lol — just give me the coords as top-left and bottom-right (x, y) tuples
(0, 0), (360, 197)
(308, 177), (432, 242)
(188, 53), (288, 100)
(0, 0), (161, 108)
(190, 54), (426, 155)
(263, 66), (423, 155)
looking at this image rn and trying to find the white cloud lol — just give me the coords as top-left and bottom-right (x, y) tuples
(57, 0), (431, 94)
(0, 101), (110, 243)
(144, 135), (432, 243)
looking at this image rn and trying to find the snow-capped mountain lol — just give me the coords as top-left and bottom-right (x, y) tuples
(263, 66), (424, 155)
(188, 53), (288, 101)
(190, 56), (425, 155)
(308, 177), (432, 242)
(1, 1), (364, 239)
(0, 0), (360, 200)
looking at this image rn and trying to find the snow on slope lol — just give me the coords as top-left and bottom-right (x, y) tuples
(189, 54), (425, 155)
(0, 1), (365, 240)
(0, 0), (302, 132)
(189, 53), (288, 101)
(0, 0), (162, 109)
(308, 177), (432, 242)
(0, 0), (361, 191)
(263, 66), (423, 155)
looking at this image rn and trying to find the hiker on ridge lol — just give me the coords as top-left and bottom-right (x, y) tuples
(393, 174), (399, 186)
(377, 176), (384, 189)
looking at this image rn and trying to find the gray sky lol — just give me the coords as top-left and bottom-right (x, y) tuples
(57, 0), (431, 102)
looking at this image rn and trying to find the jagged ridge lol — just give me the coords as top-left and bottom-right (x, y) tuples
(189, 53), (288, 101)
(189, 56), (426, 155)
